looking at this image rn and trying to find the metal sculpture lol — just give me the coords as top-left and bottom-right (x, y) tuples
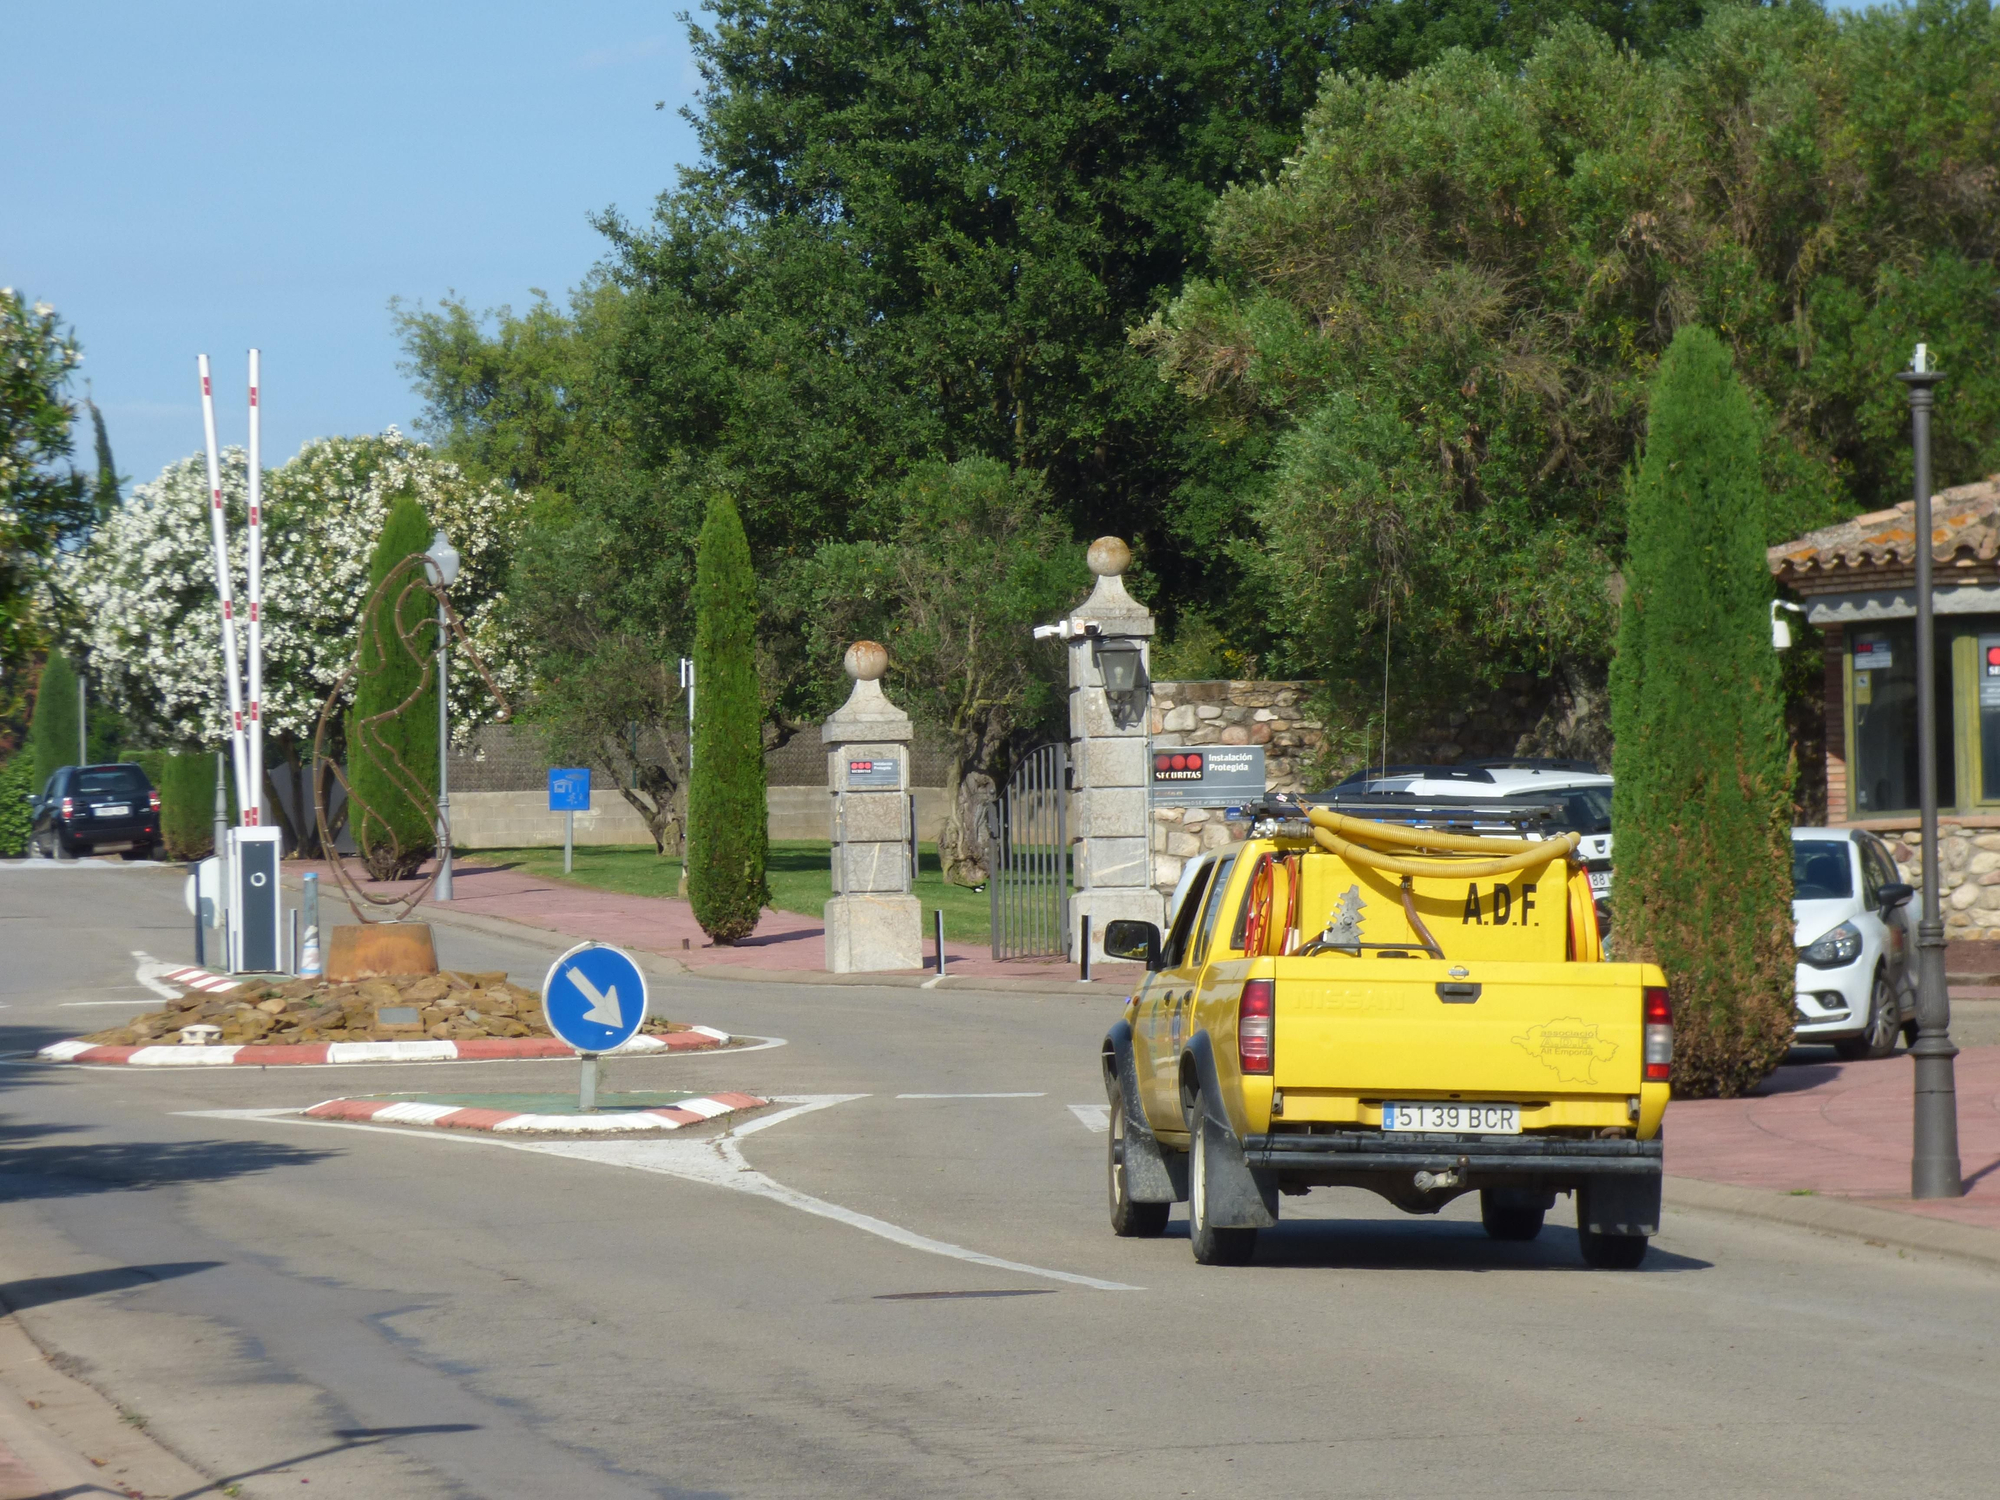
(312, 554), (509, 922)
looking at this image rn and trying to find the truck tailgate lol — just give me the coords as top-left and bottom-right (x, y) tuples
(1271, 959), (1647, 1098)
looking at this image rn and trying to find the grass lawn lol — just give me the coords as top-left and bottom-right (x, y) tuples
(475, 840), (997, 945)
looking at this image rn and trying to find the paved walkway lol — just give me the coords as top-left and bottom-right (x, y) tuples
(1668, 1045), (2000, 1232)
(295, 857), (1145, 990)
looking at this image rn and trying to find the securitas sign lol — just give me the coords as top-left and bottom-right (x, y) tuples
(1150, 744), (1266, 808)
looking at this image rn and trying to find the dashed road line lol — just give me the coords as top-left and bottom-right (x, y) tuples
(895, 1092), (1047, 1099)
(1068, 1104), (1110, 1133)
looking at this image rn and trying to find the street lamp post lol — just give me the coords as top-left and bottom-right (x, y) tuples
(1896, 344), (1963, 1200)
(424, 531), (462, 903)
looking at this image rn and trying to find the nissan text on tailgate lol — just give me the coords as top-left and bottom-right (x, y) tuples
(1100, 797), (1669, 1268)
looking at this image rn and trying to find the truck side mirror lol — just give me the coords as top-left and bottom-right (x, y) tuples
(1879, 882), (1914, 912)
(1103, 919), (1162, 969)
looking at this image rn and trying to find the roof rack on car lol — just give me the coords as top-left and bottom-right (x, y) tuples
(1468, 757), (1602, 775)
(1242, 795), (1561, 837)
(1331, 764), (1497, 787)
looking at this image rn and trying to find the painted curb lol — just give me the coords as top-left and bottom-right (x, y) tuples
(38, 1026), (732, 1067)
(303, 1090), (768, 1134)
(1665, 1175), (2000, 1273)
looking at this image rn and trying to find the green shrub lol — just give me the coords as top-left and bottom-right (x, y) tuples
(27, 652), (81, 791)
(347, 496), (438, 880)
(686, 494), (768, 941)
(158, 751), (234, 861)
(1610, 326), (1795, 1098)
(0, 755), (32, 856)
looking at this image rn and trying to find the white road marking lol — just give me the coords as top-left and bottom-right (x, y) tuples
(1069, 1104), (1111, 1134)
(176, 1094), (1143, 1292)
(129, 950), (184, 1000)
(60, 1000), (163, 1007)
(895, 1092), (1047, 1099)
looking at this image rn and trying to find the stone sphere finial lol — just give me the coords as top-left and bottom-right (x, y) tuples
(844, 640), (889, 681)
(1087, 536), (1131, 577)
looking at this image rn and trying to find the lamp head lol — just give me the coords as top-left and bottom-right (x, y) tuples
(425, 529), (461, 587)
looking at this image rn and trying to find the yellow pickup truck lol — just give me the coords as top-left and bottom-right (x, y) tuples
(1100, 798), (1670, 1269)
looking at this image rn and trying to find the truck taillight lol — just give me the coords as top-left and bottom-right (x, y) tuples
(1239, 979), (1274, 1076)
(1643, 986), (1672, 1083)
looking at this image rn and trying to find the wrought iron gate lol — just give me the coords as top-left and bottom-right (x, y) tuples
(988, 742), (1071, 960)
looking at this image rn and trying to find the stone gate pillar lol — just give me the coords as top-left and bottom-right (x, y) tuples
(823, 641), (923, 973)
(1066, 538), (1162, 964)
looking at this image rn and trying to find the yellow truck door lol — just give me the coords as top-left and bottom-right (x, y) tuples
(1132, 856), (1218, 1134)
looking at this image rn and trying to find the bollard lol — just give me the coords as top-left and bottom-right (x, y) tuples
(299, 872), (323, 977)
(289, 908), (302, 975)
(1079, 915), (1092, 983)
(190, 861), (205, 967)
(934, 909), (946, 977)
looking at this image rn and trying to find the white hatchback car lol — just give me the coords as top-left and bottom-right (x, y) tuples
(1792, 828), (1915, 1059)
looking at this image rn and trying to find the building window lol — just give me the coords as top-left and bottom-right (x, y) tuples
(1838, 618), (2000, 816)
(1848, 622), (1953, 815)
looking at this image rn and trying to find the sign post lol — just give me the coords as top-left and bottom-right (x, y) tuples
(542, 941), (648, 1113)
(548, 768), (591, 874)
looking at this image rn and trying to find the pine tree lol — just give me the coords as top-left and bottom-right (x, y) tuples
(27, 652), (81, 792)
(687, 494), (768, 941)
(1610, 326), (1795, 1098)
(347, 496), (438, 880)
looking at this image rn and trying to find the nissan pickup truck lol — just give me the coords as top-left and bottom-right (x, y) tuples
(1100, 798), (1670, 1269)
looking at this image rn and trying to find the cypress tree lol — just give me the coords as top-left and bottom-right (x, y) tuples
(88, 397), (120, 520)
(158, 751), (234, 860)
(27, 652), (81, 792)
(1610, 326), (1795, 1097)
(347, 496), (439, 880)
(687, 494), (768, 941)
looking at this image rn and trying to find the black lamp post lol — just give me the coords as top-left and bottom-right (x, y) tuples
(1895, 345), (1963, 1201)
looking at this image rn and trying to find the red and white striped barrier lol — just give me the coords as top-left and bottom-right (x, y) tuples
(39, 1028), (730, 1067)
(302, 1090), (766, 1134)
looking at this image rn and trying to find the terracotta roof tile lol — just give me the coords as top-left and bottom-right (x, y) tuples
(1768, 477), (2000, 582)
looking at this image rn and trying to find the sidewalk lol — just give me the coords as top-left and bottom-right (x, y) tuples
(293, 857), (1147, 992)
(1667, 1045), (2000, 1234)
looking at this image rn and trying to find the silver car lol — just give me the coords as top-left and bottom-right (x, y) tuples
(1792, 828), (1915, 1059)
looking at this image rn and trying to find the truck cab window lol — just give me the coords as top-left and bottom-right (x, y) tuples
(1160, 861), (1214, 969)
(1192, 855), (1238, 965)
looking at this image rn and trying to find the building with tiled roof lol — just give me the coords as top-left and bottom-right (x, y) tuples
(1771, 478), (2000, 937)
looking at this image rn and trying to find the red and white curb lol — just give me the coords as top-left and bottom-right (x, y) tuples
(303, 1090), (768, 1134)
(39, 1027), (731, 1067)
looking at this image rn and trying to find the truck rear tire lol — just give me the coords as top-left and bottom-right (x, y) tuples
(1480, 1189), (1546, 1242)
(1187, 1099), (1257, 1267)
(1577, 1226), (1649, 1270)
(1108, 1099), (1169, 1238)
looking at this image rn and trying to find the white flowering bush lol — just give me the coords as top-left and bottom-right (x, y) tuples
(68, 429), (525, 755)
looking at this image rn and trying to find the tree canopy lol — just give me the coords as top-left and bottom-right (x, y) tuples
(1146, 0), (2000, 737)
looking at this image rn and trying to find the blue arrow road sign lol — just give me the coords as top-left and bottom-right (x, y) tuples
(541, 942), (648, 1054)
(548, 767), (592, 811)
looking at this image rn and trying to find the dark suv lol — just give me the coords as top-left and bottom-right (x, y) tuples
(28, 763), (161, 860)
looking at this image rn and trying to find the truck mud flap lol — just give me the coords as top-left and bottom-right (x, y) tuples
(1187, 1032), (1278, 1229)
(1578, 1172), (1662, 1238)
(1103, 1021), (1186, 1204)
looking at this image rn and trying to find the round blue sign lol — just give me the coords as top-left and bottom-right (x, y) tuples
(541, 942), (648, 1054)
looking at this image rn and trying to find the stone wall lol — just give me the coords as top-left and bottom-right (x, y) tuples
(1884, 825), (2000, 941)
(1147, 681), (1326, 895)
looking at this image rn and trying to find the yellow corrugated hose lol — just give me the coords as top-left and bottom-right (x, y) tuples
(1306, 807), (1579, 879)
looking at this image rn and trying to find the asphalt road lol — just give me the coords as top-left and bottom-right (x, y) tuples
(4, 862), (2000, 1498)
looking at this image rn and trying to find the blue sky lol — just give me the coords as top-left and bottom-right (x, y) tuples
(4, 2), (703, 490)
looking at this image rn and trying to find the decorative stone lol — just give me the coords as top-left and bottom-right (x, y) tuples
(1086, 536), (1132, 576)
(844, 639), (889, 681)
